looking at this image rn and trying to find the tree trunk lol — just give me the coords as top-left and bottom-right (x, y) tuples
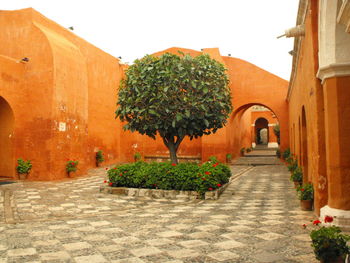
(162, 135), (184, 164)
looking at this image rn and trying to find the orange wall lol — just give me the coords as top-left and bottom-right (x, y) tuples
(287, 0), (328, 214)
(251, 111), (279, 144)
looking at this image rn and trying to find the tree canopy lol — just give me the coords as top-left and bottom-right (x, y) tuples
(116, 52), (232, 163)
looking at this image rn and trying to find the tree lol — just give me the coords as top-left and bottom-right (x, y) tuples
(116, 52), (232, 164)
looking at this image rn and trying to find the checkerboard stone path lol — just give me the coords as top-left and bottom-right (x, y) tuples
(0, 162), (319, 262)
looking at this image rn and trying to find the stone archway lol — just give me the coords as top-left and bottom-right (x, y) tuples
(0, 96), (15, 179)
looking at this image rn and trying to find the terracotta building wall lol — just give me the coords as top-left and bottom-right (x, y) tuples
(0, 8), (124, 180)
(287, 0), (328, 214)
(251, 110), (279, 145)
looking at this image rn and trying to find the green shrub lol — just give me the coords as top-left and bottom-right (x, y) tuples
(96, 150), (104, 164)
(16, 159), (32, 174)
(208, 156), (219, 163)
(107, 161), (231, 194)
(282, 148), (291, 160)
(290, 166), (303, 182)
(240, 148), (245, 156)
(246, 147), (252, 153)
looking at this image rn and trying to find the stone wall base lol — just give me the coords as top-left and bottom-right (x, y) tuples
(320, 205), (350, 231)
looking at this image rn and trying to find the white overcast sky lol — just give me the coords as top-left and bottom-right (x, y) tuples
(1, 0), (299, 80)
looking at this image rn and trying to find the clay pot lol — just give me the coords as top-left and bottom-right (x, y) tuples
(300, 199), (313, 211)
(18, 173), (28, 180)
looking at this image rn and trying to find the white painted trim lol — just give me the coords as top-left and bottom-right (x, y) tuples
(320, 205), (350, 231)
(268, 124), (276, 127)
(251, 124), (255, 127)
(317, 62), (350, 83)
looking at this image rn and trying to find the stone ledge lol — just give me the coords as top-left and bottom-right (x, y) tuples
(100, 184), (227, 200)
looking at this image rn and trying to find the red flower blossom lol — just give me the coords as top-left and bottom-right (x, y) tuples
(119, 173), (122, 176)
(302, 224), (307, 229)
(324, 215), (333, 223)
(208, 187), (213, 191)
(301, 189), (305, 192)
(103, 180), (107, 183)
(205, 171), (211, 175)
(105, 168), (108, 170)
(113, 168), (116, 170)
(313, 220), (321, 225)
(202, 177), (206, 181)
(109, 182), (113, 186)
(217, 183), (222, 187)
(171, 163), (176, 166)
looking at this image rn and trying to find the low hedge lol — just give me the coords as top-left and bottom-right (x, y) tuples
(107, 161), (231, 194)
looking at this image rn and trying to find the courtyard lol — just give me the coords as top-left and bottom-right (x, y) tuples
(0, 153), (318, 263)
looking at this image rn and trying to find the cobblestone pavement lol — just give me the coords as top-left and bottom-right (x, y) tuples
(0, 163), (318, 262)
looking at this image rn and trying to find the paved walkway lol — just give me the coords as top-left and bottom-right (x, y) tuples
(0, 159), (318, 262)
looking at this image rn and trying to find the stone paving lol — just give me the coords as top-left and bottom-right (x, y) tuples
(0, 161), (319, 262)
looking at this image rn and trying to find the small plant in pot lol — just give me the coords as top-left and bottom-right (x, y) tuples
(297, 183), (313, 211)
(66, 160), (78, 177)
(290, 166), (303, 187)
(307, 216), (350, 263)
(95, 150), (104, 167)
(133, 152), (142, 162)
(225, 153), (232, 163)
(240, 147), (245, 156)
(16, 158), (32, 180)
(246, 147), (252, 153)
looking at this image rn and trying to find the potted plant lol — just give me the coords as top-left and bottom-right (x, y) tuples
(66, 160), (78, 177)
(246, 147), (252, 153)
(133, 152), (142, 162)
(240, 147), (245, 156)
(225, 153), (232, 163)
(95, 150), (104, 167)
(276, 149), (281, 158)
(290, 166), (303, 187)
(308, 216), (350, 263)
(16, 158), (32, 180)
(297, 183), (313, 210)
(287, 158), (298, 173)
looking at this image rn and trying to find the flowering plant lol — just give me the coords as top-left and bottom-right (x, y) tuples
(296, 183), (313, 200)
(66, 160), (78, 173)
(306, 216), (350, 262)
(290, 166), (303, 183)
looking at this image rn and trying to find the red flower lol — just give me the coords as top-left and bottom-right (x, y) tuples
(119, 173), (122, 176)
(201, 177), (206, 181)
(171, 163), (176, 166)
(217, 183), (222, 187)
(205, 171), (211, 175)
(324, 215), (333, 223)
(301, 188), (305, 192)
(313, 220), (321, 225)
(109, 182), (113, 186)
(105, 168), (108, 170)
(104, 180), (107, 183)
(302, 224), (307, 229)
(113, 168), (116, 170)
(208, 187), (213, 191)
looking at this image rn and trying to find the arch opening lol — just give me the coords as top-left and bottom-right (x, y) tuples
(255, 117), (269, 145)
(0, 96), (15, 179)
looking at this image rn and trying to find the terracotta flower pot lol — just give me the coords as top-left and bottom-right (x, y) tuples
(18, 173), (28, 180)
(300, 199), (313, 211)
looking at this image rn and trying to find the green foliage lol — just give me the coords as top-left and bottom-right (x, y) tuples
(287, 158), (298, 172)
(310, 226), (350, 261)
(208, 156), (219, 163)
(116, 52), (232, 163)
(16, 159), (32, 174)
(246, 147), (252, 153)
(107, 161), (231, 194)
(66, 160), (78, 173)
(225, 153), (232, 162)
(134, 152), (142, 162)
(282, 148), (291, 160)
(273, 124), (280, 145)
(290, 166), (303, 182)
(297, 183), (313, 200)
(96, 150), (104, 164)
(276, 149), (281, 158)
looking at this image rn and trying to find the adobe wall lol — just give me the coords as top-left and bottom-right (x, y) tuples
(0, 9), (124, 180)
(287, 0), (327, 214)
(251, 111), (279, 145)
